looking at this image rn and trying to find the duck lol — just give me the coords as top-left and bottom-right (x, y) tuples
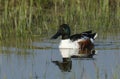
(51, 24), (97, 56)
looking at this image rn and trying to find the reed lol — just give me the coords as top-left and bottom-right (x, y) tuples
(0, 0), (119, 38)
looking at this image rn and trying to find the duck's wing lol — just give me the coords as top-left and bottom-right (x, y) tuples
(81, 32), (97, 40)
(70, 30), (92, 41)
(70, 34), (83, 41)
(70, 32), (97, 41)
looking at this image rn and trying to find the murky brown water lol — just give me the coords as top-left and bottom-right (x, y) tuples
(0, 36), (120, 79)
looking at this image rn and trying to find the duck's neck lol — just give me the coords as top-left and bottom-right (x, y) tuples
(62, 35), (70, 39)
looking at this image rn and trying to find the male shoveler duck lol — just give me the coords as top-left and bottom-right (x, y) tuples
(51, 24), (97, 55)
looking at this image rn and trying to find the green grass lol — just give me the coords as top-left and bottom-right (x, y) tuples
(0, 0), (120, 39)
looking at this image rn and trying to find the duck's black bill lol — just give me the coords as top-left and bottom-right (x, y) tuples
(51, 32), (61, 39)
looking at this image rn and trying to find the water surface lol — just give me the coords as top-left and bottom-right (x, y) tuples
(0, 36), (120, 79)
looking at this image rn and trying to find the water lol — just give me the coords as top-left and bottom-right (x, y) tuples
(0, 37), (120, 79)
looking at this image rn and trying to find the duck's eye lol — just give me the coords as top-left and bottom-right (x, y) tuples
(62, 28), (65, 31)
(62, 28), (67, 33)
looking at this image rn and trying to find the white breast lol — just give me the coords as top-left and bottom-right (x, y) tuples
(59, 48), (79, 58)
(59, 39), (80, 49)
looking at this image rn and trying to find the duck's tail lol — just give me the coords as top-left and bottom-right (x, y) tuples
(91, 33), (98, 40)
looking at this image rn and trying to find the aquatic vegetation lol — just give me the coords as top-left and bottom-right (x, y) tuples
(0, 0), (119, 39)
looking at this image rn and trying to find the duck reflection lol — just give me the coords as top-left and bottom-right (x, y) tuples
(52, 48), (96, 72)
(52, 58), (72, 72)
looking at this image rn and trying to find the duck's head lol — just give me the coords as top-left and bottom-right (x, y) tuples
(51, 24), (71, 39)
